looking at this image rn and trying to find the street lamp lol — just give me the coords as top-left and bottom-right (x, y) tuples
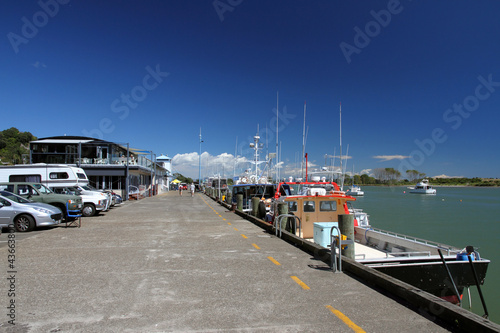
(199, 128), (203, 189)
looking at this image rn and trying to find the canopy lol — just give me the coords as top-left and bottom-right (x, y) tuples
(171, 179), (181, 184)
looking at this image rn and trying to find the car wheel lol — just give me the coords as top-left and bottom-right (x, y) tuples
(82, 204), (96, 217)
(14, 214), (35, 232)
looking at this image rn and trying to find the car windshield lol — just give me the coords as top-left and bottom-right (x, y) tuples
(33, 184), (54, 194)
(67, 187), (82, 194)
(81, 185), (97, 191)
(0, 191), (32, 203)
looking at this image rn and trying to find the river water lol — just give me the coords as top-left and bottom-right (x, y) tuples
(350, 185), (500, 323)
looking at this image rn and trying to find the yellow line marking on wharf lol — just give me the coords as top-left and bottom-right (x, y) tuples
(233, 227), (239, 231)
(267, 256), (281, 266)
(241, 234), (248, 239)
(325, 305), (366, 333)
(252, 243), (260, 250)
(290, 276), (310, 290)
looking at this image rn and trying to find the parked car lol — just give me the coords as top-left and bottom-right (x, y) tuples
(74, 185), (112, 210)
(0, 182), (82, 221)
(109, 191), (123, 205)
(51, 186), (108, 217)
(0, 190), (63, 232)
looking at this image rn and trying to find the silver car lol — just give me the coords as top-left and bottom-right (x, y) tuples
(0, 191), (63, 232)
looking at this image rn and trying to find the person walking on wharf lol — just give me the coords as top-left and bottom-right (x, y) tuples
(179, 184), (182, 196)
(190, 183), (195, 197)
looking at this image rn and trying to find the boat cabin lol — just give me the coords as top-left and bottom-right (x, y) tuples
(231, 183), (276, 212)
(274, 182), (356, 239)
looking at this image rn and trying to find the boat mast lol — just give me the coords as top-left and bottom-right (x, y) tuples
(233, 136), (237, 179)
(339, 102), (343, 190)
(276, 91), (279, 182)
(301, 101), (306, 180)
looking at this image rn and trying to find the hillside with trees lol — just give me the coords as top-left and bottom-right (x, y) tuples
(0, 127), (37, 165)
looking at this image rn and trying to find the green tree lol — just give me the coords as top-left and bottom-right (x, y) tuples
(0, 128), (36, 164)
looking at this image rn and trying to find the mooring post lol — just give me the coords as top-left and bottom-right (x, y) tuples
(236, 194), (243, 211)
(338, 214), (355, 260)
(251, 197), (260, 217)
(277, 202), (288, 231)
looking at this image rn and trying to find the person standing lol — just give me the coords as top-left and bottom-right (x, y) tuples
(190, 183), (195, 197)
(179, 184), (182, 196)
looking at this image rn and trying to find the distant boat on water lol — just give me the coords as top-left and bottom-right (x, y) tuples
(347, 184), (364, 196)
(409, 179), (437, 194)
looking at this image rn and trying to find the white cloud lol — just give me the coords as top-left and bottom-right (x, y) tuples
(172, 152), (250, 179)
(373, 155), (410, 162)
(359, 168), (372, 175)
(433, 174), (464, 179)
(32, 61), (47, 69)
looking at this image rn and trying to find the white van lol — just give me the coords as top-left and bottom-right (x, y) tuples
(0, 164), (89, 187)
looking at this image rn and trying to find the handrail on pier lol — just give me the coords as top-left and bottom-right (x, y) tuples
(274, 214), (302, 238)
(330, 226), (353, 273)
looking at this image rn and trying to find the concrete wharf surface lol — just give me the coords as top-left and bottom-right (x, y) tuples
(0, 192), (458, 332)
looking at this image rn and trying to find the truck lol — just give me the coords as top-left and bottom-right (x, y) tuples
(0, 182), (83, 221)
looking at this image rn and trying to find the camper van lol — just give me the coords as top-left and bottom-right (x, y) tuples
(0, 164), (89, 187)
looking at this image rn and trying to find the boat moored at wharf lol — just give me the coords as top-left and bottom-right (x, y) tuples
(267, 179), (490, 306)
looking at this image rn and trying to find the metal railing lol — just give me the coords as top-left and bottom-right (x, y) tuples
(364, 226), (457, 255)
(330, 226), (353, 273)
(274, 214), (302, 238)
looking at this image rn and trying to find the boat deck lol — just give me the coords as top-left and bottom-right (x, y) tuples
(303, 237), (392, 259)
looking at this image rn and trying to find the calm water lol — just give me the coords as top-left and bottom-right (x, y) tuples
(351, 186), (500, 324)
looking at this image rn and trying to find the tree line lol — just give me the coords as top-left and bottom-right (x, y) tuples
(343, 168), (499, 187)
(0, 127), (37, 164)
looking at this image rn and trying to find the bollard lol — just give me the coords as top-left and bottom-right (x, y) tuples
(236, 194), (243, 211)
(226, 191), (232, 205)
(251, 197), (260, 217)
(338, 214), (355, 260)
(257, 201), (266, 219)
(277, 202), (288, 231)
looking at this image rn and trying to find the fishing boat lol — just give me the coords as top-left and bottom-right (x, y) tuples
(409, 179), (437, 194)
(230, 131), (276, 213)
(268, 178), (489, 306)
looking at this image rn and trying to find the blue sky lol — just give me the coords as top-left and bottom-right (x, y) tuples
(2, 1), (500, 179)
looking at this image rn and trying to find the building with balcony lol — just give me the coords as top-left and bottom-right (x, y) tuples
(29, 136), (170, 200)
